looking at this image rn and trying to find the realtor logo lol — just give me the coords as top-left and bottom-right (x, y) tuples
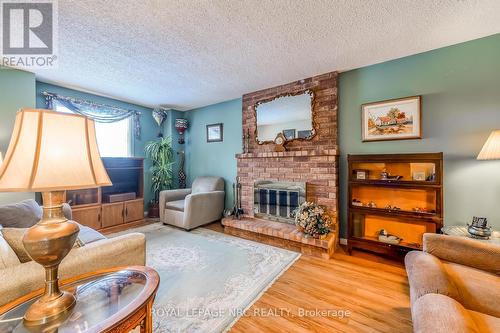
(1, 0), (58, 68)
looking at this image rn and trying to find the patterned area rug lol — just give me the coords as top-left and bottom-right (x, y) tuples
(111, 223), (299, 333)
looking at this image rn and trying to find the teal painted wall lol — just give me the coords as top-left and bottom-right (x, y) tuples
(339, 34), (500, 237)
(35, 81), (169, 208)
(185, 99), (242, 208)
(0, 67), (36, 204)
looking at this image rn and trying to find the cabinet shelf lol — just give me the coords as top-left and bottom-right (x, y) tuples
(349, 179), (441, 189)
(351, 235), (422, 251)
(350, 206), (443, 224)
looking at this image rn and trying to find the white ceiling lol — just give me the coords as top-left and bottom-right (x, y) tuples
(28, 0), (500, 110)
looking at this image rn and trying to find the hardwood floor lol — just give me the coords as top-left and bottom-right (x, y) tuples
(205, 222), (413, 333)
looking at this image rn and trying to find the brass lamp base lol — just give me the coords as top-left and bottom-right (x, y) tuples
(22, 191), (80, 326)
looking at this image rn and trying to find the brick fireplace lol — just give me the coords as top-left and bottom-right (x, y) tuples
(222, 71), (339, 258)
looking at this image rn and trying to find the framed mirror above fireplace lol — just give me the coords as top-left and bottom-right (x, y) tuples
(255, 90), (316, 144)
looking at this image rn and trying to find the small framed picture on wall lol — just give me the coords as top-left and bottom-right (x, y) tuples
(361, 96), (422, 142)
(206, 123), (223, 142)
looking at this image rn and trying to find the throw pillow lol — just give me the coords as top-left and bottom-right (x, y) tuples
(0, 226), (21, 269)
(0, 199), (42, 228)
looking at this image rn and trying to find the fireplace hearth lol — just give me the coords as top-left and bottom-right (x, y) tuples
(254, 180), (306, 224)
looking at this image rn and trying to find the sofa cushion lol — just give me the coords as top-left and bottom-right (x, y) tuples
(405, 251), (460, 306)
(192, 176), (224, 193)
(412, 293), (481, 333)
(0, 199), (42, 228)
(443, 261), (500, 318)
(0, 226), (20, 269)
(165, 200), (185, 212)
(75, 223), (106, 246)
(468, 309), (500, 333)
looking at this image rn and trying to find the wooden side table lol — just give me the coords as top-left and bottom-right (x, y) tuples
(441, 225), (500, 245)
(0, 266), (159, 333)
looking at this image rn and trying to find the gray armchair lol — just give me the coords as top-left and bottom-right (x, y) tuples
(159, 176), (225, 230)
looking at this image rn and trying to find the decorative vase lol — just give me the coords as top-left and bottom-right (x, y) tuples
(148, 201), (159, 218)
(175, 118), (188, 144)
(152, 108), (168, 137)
(177, 150), (186, 189)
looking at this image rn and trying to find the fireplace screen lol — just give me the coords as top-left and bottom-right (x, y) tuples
(254, 180), (306, 224)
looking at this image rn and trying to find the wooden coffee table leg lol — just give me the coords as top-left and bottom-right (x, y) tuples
(142, 297), (154, 333)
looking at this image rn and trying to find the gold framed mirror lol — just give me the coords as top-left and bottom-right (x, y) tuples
(254, 89), (317, 145)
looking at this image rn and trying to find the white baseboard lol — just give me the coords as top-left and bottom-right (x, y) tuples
(340, 238), (347, 245)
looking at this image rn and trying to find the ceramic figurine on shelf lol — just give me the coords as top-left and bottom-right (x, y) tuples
(367, 201), (377, 208)
(378, 229), (402, 245)
(380, 169), (389, 180)
(352, 199), (363, 207)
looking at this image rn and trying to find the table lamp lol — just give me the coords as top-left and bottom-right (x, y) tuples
(0, 109), (111, 325)
(477, 130), (500, 160)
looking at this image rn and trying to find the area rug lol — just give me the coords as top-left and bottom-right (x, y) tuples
(111, 223), (300, 333)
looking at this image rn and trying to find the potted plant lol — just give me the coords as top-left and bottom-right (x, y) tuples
(145, 137), (174, 218)
(294, 202), (333, 239)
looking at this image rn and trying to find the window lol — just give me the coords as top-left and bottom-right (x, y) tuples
(55, 104), (131, 157)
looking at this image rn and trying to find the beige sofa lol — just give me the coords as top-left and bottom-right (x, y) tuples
(0, 200), (146, 306)
(159, 176), (225, 230)
(405, 233), (500, 333)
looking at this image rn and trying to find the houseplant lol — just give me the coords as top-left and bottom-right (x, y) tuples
(294, 201), (333, 239)
(145, 137), (174, 217)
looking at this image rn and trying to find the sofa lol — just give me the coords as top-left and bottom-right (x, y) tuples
(405, 233), (500, 333)
(0, 199), (146, 306)
(159, 176), (225, 230)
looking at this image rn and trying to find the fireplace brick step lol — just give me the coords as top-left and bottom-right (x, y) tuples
(221, 216), (337, 259)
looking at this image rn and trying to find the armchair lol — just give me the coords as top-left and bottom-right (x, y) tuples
(159, 176), (225, 230)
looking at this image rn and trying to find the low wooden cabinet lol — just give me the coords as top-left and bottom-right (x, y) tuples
(72, 205), (102, 230)
(61, 158), (146, 232)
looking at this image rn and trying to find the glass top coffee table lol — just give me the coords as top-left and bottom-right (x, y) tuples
(0, 266), (159, 333)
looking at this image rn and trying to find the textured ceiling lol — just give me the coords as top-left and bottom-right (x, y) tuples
(29, 0), (500, 110)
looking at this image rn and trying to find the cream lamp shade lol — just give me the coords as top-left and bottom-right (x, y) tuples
(477, 130), (500, 160)
(0, 109), (111, 191)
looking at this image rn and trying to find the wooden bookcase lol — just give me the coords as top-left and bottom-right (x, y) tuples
(347, 153), (443, 258)
(64, 157), (145, 232)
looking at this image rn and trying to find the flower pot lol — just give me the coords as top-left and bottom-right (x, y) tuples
(148, 202), (160, 218)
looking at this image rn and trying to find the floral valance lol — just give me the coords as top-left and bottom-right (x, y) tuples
(43, 91), (141, 139)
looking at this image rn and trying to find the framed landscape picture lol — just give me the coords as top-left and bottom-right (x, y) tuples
(361, 96), (422, 142)
(206, 123), (223, 142)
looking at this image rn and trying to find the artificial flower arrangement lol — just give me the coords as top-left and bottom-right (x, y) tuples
(294, 201), (333, 239)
